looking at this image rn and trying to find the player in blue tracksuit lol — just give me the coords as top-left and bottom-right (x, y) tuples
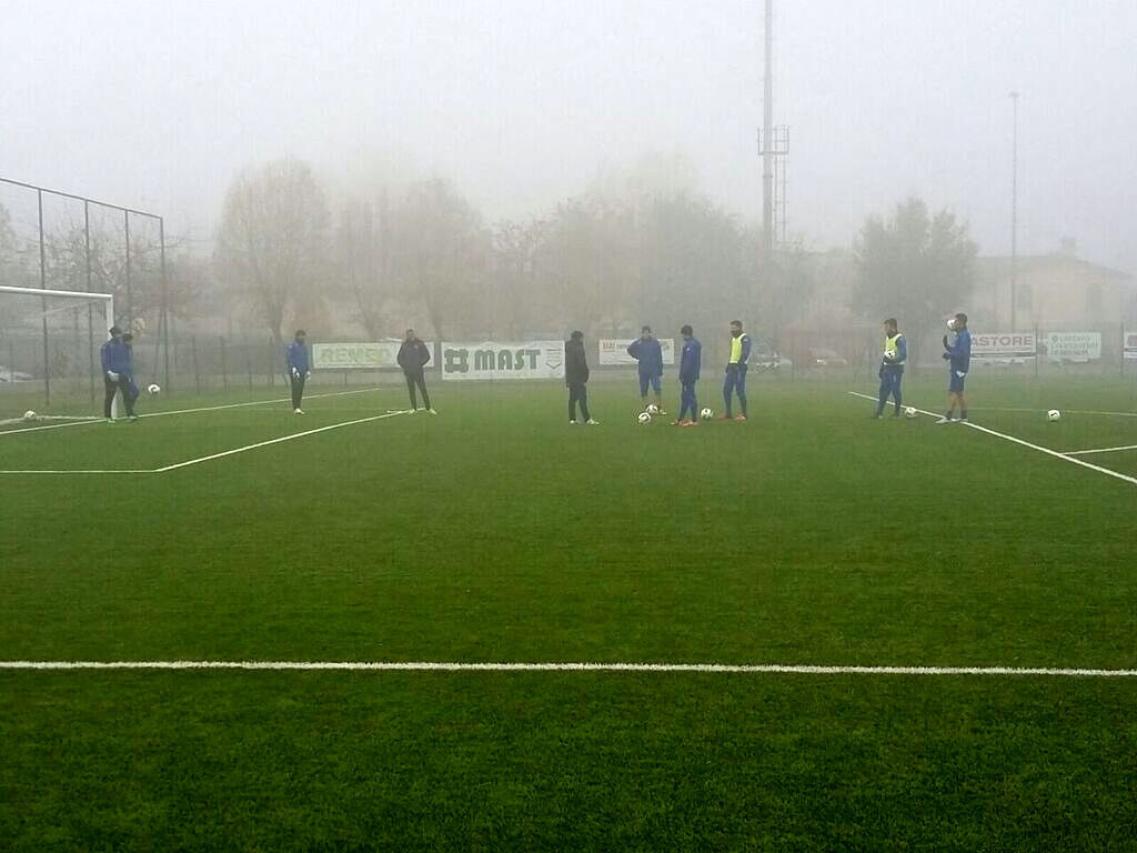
(100, 325), (137, 421)
(723, 320), (752, 420)
(626, 325), (665, 412)
(937, 312), (972, 423)
(874, 318), (907, 418)
(675, 324), (702, 426)
(286, 329), (311, 414)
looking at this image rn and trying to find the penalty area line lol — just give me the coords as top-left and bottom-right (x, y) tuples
(0, 388), (378, 438)
(1065, 444), (1137, 456)
(152, 410), (409, 472)
(847, 391), (1137, 488)
(1, 660), (1135, 677)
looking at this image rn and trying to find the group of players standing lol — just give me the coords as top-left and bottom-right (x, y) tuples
(103, 314), (974, 426)
(873, 312), (973, 423)
(565, 320), (753, 426)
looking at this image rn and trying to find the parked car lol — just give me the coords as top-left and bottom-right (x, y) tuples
(808, 348), (849, 368)
(752, 349), (793, 371)
(0, 365), (34, 382)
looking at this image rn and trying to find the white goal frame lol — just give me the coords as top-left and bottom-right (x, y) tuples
(0, 285), (118, 418)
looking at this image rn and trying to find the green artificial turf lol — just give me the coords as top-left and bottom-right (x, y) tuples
(2, 373), (1135, 848)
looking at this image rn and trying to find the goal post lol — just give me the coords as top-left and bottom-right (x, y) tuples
(0, 285), (118, 421)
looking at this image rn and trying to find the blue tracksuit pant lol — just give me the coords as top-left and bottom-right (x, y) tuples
(679, 381), (698, 420)
(876, 368), (903, 415)
(723, 364), (748, 416)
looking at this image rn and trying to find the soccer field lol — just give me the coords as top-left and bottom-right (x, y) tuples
(2, 375), (1136, 848)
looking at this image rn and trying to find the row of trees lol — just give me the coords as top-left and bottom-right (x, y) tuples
(1, 159), (979, 354)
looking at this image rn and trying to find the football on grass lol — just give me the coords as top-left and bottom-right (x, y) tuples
(700, 408), (714, 420)
(646, 403), (660, 415)
(904, 407), (918, 419)
(1047, 409), (1061, 422)
(637, 412), (652, 424)
(23, 410), (36, 421)
(148, 383), (161, 395)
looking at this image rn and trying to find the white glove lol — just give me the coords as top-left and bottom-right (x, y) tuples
(305, 371), (311, 379)
(291, 367), (300, 378)
(106, 371), (120, 382)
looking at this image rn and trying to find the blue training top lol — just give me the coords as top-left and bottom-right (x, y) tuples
(286, 340), (311, 375)
(679, 337), (702, 383)
(947, 329), (971, 373)
(100, 338), (133, 376)
(627, 337), (663, 376)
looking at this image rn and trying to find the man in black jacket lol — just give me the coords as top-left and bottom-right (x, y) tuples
(396, 329), (435, 413)
(565, 330), (598, 425)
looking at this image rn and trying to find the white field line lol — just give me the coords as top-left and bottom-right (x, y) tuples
(968, 406), (1137, 418)
(152, 411), (408, 472)
(848, 391), (1137, 487)
(0, 410), (410, 475)
(1, 660), (1135, 677)
(1065, 444), (1137, 456)
(0, 388), (377, 438)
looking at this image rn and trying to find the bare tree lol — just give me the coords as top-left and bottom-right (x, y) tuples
(215, 159), (329, 348)
(337, 194), (391, 340)
(390, 179), (487, 340)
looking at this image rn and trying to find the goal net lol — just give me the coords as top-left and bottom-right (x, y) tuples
(0, 285), (119, 425)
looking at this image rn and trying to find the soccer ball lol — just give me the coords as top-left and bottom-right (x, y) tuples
(645, 403), (660, 415)
(904, 406), (918, 419)
(147, 383), (161, 395)
(700, 407), (714, 420)
(946, 318), (956, 331)
(1047, 409), (1061, 422)
(637, 411), (652, 424)
(23, 410), (36, 421)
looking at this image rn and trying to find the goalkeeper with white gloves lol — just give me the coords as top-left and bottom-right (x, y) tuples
(100, 325), (137, 422)
(874, 317), (907, 418)
(286, 329), (312, 414)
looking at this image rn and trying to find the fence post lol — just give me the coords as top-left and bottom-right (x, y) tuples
(192, 335), (201, 394)
(268, 338), (276, 388)
(1034, 326), (1039, 379)
(220, 336), (229, 392)
(245, 343), (253, 392)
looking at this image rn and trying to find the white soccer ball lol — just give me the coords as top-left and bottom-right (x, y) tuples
(700, 407), (714, 420)
(637, 411), (652, 425)
(147, 383), (161, 395)
(1047, 409), (1061, 422)
(645, 403), (660, 415)
(946, 318), (956, 331)
(23, 410), (36, 421)
(904, 406), (918, 419)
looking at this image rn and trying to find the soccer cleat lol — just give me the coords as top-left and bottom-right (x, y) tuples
(127, 415), (139, 422)
(680, 420), (699, 427)
(294, 408), (304, 415)
(934, 416), (953, 424)
(427, 408), (438, 415)
(734, 414), (748, 421)
(105, 418), (115, 424)
(958, 417), (969, 423)
(569, 420), (577, 425)
(586, 419), (599, 425)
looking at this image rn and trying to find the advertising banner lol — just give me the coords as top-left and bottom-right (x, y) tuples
(1043, 332), (1102, 363)
(440, 341), (565, 381)
(970, 332), (1037, 359)
(312, 341), (436, 370)
(598, 338), (676, 366)
(1125, 330), (1137, 361)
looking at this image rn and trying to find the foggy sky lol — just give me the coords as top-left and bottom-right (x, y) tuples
(3, 0), (1135, 272)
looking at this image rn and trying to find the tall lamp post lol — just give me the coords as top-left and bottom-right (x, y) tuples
(1010, 91), (1019, 331)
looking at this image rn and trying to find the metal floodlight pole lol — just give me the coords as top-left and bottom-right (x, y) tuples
(761, 0), (775, 257)
(1010, 91), (1020, 332)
